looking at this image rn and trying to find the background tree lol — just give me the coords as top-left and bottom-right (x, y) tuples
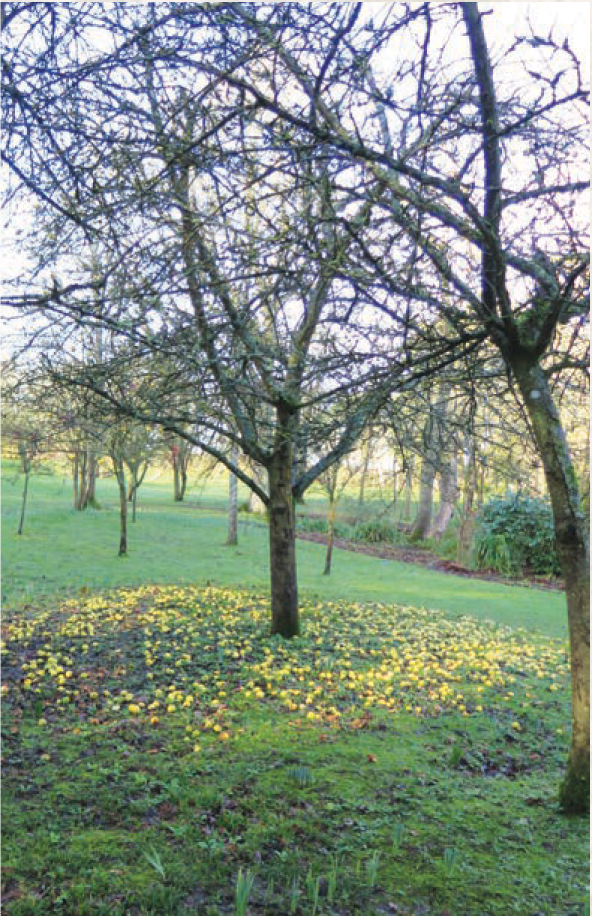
(408, 381), (451, 542)
(315, 442), (362, 576)
(1, 393), (48, 536)
(169, 438), (194, 503)
(123, 423), (160, 523)
(226, 442), (240, 548)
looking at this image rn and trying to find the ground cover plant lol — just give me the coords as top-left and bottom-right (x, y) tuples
(2, 585), (588, 916)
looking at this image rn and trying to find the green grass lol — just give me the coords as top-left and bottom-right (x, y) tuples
(1, 463), (587, 915)
(2, 586), (587, 915)
(2, 464), (567, 637)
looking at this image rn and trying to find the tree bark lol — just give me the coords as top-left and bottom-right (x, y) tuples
(173, 452), (182, 501)
(171, 443), (190, 501)
(357, 442), (371, 508)
(126, 460), (148, 522)
(267, 409), (299, 637)
(323, 493), (336, 576)
(72, 451), (79, 510)
(409, 406), (440, 542)
(409, 455), (436, 541)
(292, 427), (308, 503)
(478, 457), (486, 508)
(86, 452), (98, 506)
(513, 358), (590, 812)
(410, 386), (449, 542)
(75, 448), (99, 510)
(17, 460), (31, 536)
(111, 455), (128, 556)
(227, 444), (239, 546)
(403, 458), (414, 522)
(430, 454), (457, 539)
(462, 0), (589, 812)
(76, 449), (88, 510)
(179, 466), (188, 500)
(457, 436), (477, 564)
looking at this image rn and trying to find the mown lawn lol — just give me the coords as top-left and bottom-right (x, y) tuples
(1, 464), (588, 915)
(2, 465), (567, 636)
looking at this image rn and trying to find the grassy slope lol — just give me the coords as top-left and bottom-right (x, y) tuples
(2, 466), (566, 637)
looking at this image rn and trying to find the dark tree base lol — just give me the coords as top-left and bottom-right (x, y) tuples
(559, 753), (590, 815)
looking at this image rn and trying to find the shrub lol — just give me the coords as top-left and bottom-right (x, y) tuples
(474, 494), (560, 577)
(352, 519), (400, 545)
(431, 517), (464, 563)
(333, 521), (355, 540)
(474, 532), (514, 577)
(296, 515), (328, 534)
(296, 514), (355, 540)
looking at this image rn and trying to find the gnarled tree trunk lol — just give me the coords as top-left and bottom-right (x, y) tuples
(410, 384), (450, 542)
(513, 358), (590, 812)
(409, 453), (436, 541)
(267, 407), (299, 637)
(462, 0), (589, 812)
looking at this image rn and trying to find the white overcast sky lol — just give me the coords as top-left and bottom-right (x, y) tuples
(362, 1), (590, 77)
(479, 1), (590, 76)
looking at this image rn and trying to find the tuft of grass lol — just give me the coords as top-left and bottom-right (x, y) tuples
(143, 846), (166, 879)
(234, 867), (255, 916)
(289, 765), (313, 788)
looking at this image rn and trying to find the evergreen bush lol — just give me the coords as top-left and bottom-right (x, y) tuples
(474, 494), (560, 577)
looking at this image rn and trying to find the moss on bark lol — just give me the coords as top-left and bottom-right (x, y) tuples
(559, 752), (590, 815)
